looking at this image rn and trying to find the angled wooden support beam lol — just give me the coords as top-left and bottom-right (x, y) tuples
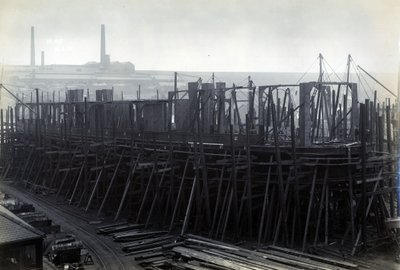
(85, 150), (111, 212)
(97, 149), (125, 217)
(169, 157), (190, 232)
(68, 151), (88, 204)
(114, 153), (141, 221)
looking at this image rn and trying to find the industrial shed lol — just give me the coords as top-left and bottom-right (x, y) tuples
(0, 205), (45, 269)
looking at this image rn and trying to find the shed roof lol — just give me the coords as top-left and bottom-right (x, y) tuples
(0, 205), (44, 246)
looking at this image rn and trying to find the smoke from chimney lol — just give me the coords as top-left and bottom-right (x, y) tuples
(41, 51), (44, 66)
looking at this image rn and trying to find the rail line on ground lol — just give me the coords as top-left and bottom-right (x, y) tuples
(0, 182), (128, 270)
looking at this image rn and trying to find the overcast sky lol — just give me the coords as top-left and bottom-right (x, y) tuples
(1, 0), (399, 73)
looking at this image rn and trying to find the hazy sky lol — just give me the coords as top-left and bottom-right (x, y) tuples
(1, 0), (399, 73)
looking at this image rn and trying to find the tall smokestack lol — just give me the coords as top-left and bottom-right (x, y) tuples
(30, 26), (35, 66)
(41, 51), (44, 66)
(100, 24), (105, 65)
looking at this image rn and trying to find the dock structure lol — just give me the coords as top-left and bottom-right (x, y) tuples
(0, 76), (398, 255)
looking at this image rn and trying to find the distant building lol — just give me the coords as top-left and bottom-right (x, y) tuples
(3, 25), (161, 100)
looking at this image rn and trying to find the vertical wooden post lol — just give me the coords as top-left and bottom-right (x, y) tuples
(360, 103), (367, 248)
(217, 82), (226, 134)
(35, 88), (40, 145)
(0, 109), (3, 166)
(271, 100), (289, 246)
(299, 82), (313, 146)
(351, 83), (359, 140)
(258, 87), (266, 141)
(245, 114), (252, 237)
(344, 55), (351, 138)
(386, 103), (394, 217)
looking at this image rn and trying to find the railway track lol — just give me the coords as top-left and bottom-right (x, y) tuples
(33, 194), (126, 270)
(0, 182), (129, 270)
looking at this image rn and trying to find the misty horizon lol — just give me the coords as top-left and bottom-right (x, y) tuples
(1, 0), (399, 74)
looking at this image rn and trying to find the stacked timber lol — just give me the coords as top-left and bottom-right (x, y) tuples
(17, 211), (60, 234)
(170, 235), (360, 270)
(98, 226), (361, 270)
(96, 222), (143, 235)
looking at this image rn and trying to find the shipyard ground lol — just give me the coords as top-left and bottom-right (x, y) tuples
(1, 181), (399, 270)
(0, 181), (134, 270)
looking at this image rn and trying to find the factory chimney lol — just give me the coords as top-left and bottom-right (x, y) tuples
(100, 24), (106, 65)
(41, 51), (44, 66)
(30, 26), (35, 66)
